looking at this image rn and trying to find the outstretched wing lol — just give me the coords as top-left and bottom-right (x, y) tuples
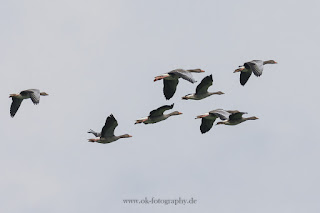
(149, 104), (174, 118)
(246, 60), (263, 76)
(163, 79), (178, 100)
(169, 69), (197, 83)
(227, 110), (247, 121)
(196, 75), (213, 95)
(200, 117), (217, 134)
(209, 109), (230, 120)
(88, 129), (101, 137)
(21, 89), (40, 104)
(240, 69), (252, 86)
(10, 98), (23, 117)
(101, 114), (118, 138)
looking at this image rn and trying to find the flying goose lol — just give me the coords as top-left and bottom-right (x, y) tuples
(234, 60), (277, 85)
(216, 110), (258, 125)
(154, 69), (205, 100)
(9, 89), (48, 117)
(88, 114), (132, 143)
(135, 104), (182, 124)
(195, 109), (230, 133)
(182, 74), (224, 100)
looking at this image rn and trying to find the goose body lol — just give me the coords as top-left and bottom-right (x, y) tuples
(88, 114), (132, 144)
(195, 109), (230, 133)
(135, 104), (182, 124)
(154, 69), (205, 100)
(9, 89), (48, 117)
(182, 74), (224, 100)
(234, 60), (277, 85)
(216, 110), (258, 126)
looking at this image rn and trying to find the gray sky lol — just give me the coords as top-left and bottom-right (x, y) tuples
(1, 0), (320, 212)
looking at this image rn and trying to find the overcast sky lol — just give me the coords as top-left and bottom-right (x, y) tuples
(1, 0), (320, 212)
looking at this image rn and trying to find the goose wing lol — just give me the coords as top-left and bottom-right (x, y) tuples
(149, 104), (174, 118)
(240, 69), (252, 86)
(88, 129), (101, 137)
(21, 89), (40, 104)
(163, 79), (178, 100)
(10, 98), (23, 117)
(169, 69), (197, 83)
(227, 110), (247, 121)
(196, 75), (213, 95)
(200, 116), (217, 134)
(209, 109), (230, 120)
(101, 114), (118, 138)
(246, 60), (263, 76)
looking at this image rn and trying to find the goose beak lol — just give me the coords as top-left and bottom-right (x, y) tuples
(200, 70), (205, 72)
(154, 76), (162, 82)
(195, 114), (206, 119)
(178, 112), (183, 115)
(234, 68), (242, 73)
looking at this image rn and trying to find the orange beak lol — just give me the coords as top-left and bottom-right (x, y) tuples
(234, 67), (244, 73)
(154, 76), (163, 82)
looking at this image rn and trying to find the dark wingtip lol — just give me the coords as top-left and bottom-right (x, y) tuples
(200, 130), (207, 134)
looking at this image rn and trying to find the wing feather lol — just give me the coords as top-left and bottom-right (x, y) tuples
(149, 104), (174, 118)
(246, 60), (263, 76)
(101, 114), (118, 138)
(200, 117), (217, 134)
(169, 69), (197, 83)
(163, 79), (178, 100)
(196, 75), (213, 95)
(10, 98), (23, 117)
(240, 69), (252, 86)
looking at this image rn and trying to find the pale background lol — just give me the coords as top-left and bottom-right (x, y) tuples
(0, 0), (319, 212)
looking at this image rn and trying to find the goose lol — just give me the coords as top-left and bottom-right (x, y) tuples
(234, 60), (277, 85)
(9, 89), (48, 117)
(216, 110), (258, 125)
(195, 109), (230, 133)
(135, 104), (182, 124)
(154, 69), (205, 100)
(88, 114), (132, 143)
(182, 74), (224, 100)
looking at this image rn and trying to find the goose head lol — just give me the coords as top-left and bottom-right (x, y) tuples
(119, 134), (132, 138)
(9, 94), (19, 98)
(168, 111), (183, 116)
(182, 94), (193, 100)
(88, 138), (100, 142)
(213, 91), (224, 95)
(154, 74), (170, 82)
(246, 116), (259, 121)
(263, 60), (277, 65)
(195, 113), (209, 119)
(234, 66), (245, 73)
(135, 117), (148, 124)
(40, 92), (49, 96)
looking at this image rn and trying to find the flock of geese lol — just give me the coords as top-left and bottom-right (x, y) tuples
(9, 59), (277, 144)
